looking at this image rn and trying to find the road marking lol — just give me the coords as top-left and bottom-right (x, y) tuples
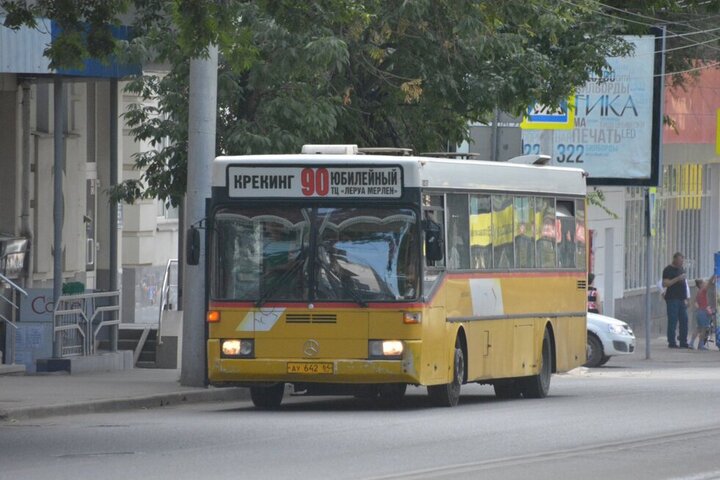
(367, 425), (720, 479)
(669, 471), (720, 480)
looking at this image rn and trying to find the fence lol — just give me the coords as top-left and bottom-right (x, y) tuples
(53, 291), (121, 357)
(0, 272), (28, 364)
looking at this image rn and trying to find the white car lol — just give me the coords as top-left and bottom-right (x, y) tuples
(585, 312), (636, 368)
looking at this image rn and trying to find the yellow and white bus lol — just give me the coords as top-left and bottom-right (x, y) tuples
(205, 144), (587, 408)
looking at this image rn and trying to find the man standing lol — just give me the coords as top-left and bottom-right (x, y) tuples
(662, 252), (689, 348)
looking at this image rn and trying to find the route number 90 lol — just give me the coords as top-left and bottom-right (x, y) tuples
(301, 168), (330, 196)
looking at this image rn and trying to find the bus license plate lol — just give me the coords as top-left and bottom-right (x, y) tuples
(287, 362), (334, 374)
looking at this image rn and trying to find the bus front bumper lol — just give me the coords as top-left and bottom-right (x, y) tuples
(207, 340), (422, 385)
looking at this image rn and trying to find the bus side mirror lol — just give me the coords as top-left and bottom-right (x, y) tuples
(186, 226), (200, 266)
(423, 220), (444, 262)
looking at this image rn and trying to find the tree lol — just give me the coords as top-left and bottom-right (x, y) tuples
(599, 0), (720, 87)
(112, 0), (633, 205)
(1, 0), (129, 69)
(8, 1), (715, 205)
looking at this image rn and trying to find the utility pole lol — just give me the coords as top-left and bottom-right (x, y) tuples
(52, 76), (66, 358)
(180, 46), (218, 387)
(645, 25), (666, 358)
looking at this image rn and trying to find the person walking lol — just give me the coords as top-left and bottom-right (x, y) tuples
(689, 276), (715, 350)
(587, 273), (600, 314)
(662, 252), (690, 348)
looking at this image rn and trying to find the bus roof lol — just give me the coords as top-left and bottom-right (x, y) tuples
(213, 154), (586, 197)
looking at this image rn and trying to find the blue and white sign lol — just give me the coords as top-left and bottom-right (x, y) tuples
(520, 99), (575, 130)
(521, 36), (658, 185)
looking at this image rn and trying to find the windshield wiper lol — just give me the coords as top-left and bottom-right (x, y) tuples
(255, 252), (306, 308)
(316, 256), (368, 308)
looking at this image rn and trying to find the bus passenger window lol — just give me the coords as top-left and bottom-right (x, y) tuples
(492, 195), (514, 269)
(556, 200), (576, 268)
(514, 196), (535, 268)
(447, 194), (470, 269)
(536, 197), (556, 268)
(423, 195), (445, 268)
(470, 195), (492, 269)
(576, 199), (587, 269)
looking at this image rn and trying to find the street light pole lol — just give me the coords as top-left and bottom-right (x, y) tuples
(180, 46), (218, 387)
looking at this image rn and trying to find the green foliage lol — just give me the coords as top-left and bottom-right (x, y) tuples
(600, 0), (720, 87)
(1, 0), (129, 69)
(9, 0), (716, 205)
(587, 189), (618, 219)
(111, 0), (633, 203)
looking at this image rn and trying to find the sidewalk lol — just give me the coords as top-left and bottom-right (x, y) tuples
(1, 336), (717, 422)
(0, 367), (249, 422)
(612, 336), (720, 369)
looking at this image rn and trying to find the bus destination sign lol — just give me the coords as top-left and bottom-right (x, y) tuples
(227, 166), (402, 198)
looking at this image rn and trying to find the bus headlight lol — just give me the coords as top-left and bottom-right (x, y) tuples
(222, 339), (254, 358)
(369, 340), (404, 359)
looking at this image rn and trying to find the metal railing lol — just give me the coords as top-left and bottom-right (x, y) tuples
(53, 291), (121, 357)
(157, 259), (178, 345)
(0, 273), (28, 364)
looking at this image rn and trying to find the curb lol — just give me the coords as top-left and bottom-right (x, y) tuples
(0, 387), (250, 422)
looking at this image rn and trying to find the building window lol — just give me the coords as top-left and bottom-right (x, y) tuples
(624, 163), (713, 291)
(157, 200), (179, 220)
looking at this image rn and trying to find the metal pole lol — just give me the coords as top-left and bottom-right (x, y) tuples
(181, 46), (218, 387)
(645, 26), (667, 358)
(20, 81), (33, 288)
(52, 76), (66, 358)
(109, 78), (119, 352)
(644, 188), (652, 359)
(491, 108), (500, 162)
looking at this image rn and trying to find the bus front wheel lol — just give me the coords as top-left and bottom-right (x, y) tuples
(428, 343), (464, 407)
(519, 330), (552, 399)
(250, 383), (285, 409)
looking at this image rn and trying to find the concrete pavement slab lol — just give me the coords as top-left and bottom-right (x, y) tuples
(0, 368), (249, 422)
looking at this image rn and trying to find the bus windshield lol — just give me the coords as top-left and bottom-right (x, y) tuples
(211, 206), (419, 303)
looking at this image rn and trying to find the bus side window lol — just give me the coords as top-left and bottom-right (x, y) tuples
(492, 194), (514, 269)
(514, 196), (535, 268)
(470, 194), (492, 269)
(447, 194), (470, 269)
(423, 195), (445, 268)
(575, 199), (586, 270)
(556, 200), (576, 268)
(536, 197), (556, 268)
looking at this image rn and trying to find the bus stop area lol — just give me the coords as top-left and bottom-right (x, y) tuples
(0, 367), (249, 422)
(1, 336), (718, 422)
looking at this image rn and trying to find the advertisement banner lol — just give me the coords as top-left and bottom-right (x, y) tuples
(521, 35), (660, 186)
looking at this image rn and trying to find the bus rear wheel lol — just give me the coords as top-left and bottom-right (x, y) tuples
(428, 343), (464, 407)
(519, 329), (552, 399)
(250, 383), (285, 409)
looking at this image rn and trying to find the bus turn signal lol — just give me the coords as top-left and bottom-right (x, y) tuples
(207, 310), (220, 323)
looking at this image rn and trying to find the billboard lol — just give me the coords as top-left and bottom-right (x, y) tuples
(521, 35), (662, 186)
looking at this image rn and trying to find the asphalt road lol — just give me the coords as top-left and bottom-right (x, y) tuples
(2, 362), (720, 480)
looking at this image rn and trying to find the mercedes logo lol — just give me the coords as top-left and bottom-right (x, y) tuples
(303, 339), (320, 357)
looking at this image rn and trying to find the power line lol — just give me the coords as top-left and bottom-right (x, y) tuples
(662, 60), (720, 76)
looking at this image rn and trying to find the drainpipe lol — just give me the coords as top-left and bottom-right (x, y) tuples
(20, 80), (33, 289)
